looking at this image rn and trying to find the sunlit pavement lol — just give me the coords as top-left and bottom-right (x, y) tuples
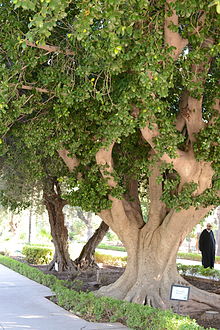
(0, 264), (128, 330)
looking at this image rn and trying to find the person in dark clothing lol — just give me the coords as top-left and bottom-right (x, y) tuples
(199, 223), (216, 268)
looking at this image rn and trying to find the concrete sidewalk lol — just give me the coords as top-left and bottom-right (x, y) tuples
(0, 264), (128, 330)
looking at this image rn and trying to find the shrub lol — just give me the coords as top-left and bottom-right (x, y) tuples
(95, 251), (127, 267)
(22, 245), (53, 264)
(177, 264), (220, 280)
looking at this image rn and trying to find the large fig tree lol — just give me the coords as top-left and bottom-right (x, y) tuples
(0, 0), (220, 313)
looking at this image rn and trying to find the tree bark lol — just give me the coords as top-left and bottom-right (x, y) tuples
(74, 221), (109, 269)
(43, 178), (75, 272)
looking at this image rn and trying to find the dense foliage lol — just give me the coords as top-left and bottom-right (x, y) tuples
(0, 1), (219, 210)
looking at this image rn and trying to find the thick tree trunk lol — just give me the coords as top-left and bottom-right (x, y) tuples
(97, 204), (220, 314)
(74, 221), (109, 269)
(43, 179), (75, 272)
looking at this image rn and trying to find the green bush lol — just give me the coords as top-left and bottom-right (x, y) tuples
(22, 245), (53, 264)
(95, 251), (127, 267)
(0, 254), (207, 330)
(54, 285), (203, 330)
(177, 264), (220, 280)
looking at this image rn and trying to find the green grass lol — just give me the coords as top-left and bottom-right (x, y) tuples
(98, 243), (126, 252)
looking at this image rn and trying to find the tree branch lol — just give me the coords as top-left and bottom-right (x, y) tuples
(140, 123), (214, 194)
(25, 40), (74, 55)
(95, 143), (117, 188)
(209, 98), (220, 125)
(57, 149), (79, 172)
(178, 35), (214, 141)
(123, 179), (145, 229)
(148, 162), (168, 228)
(175, 112), (186, 132)
(164, 0), (188, 60)
(11, 83), (50, 94)
(96, 145), (144, 233)
(184, 96), (204, 142)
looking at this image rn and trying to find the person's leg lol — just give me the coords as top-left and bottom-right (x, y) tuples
(201, 251), (209, 268)
(210, 252), (215, 269)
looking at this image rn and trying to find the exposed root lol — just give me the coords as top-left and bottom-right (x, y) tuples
(180, 285), (220, 315)
(73, 257), (99, 271)
(96, 269), (220, 316)
(124, 283), (168, 310)
(124, 283), (146, 304)
(164, 272), (220, 314)
(95, 270), (135, 300)
(47, 256), (77, 272)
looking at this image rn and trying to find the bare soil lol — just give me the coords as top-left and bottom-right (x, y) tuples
(30, 263), (220, 329)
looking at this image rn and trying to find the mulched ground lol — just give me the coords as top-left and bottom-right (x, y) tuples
(29, 262), (220, 329)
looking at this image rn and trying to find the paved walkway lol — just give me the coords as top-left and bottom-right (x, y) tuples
(0, 264), (128, 330)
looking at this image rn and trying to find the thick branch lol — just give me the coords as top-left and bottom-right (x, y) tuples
(179, 38), (214, 142)
(96, 144), (144, 231)
(140, 122), (182, 165)
(57, 149), (79, 172)
(25, 40), (74, 55)
(148, 163), (167, 228)
(164, 0), (188, 60)
(213, 98), (220, 114)
(162, 206), (213, 241)
(123, 179), (145, 228)
(185, 96), (204, 141)
(141, 124), (214, 194)
(140, 123), (159, 150)
(95, 143), (117, 188)
(175, 112), (186, 132)
(209, 98), (220, 125)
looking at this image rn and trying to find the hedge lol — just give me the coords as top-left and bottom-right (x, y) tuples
(22, 245), (53, 264)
